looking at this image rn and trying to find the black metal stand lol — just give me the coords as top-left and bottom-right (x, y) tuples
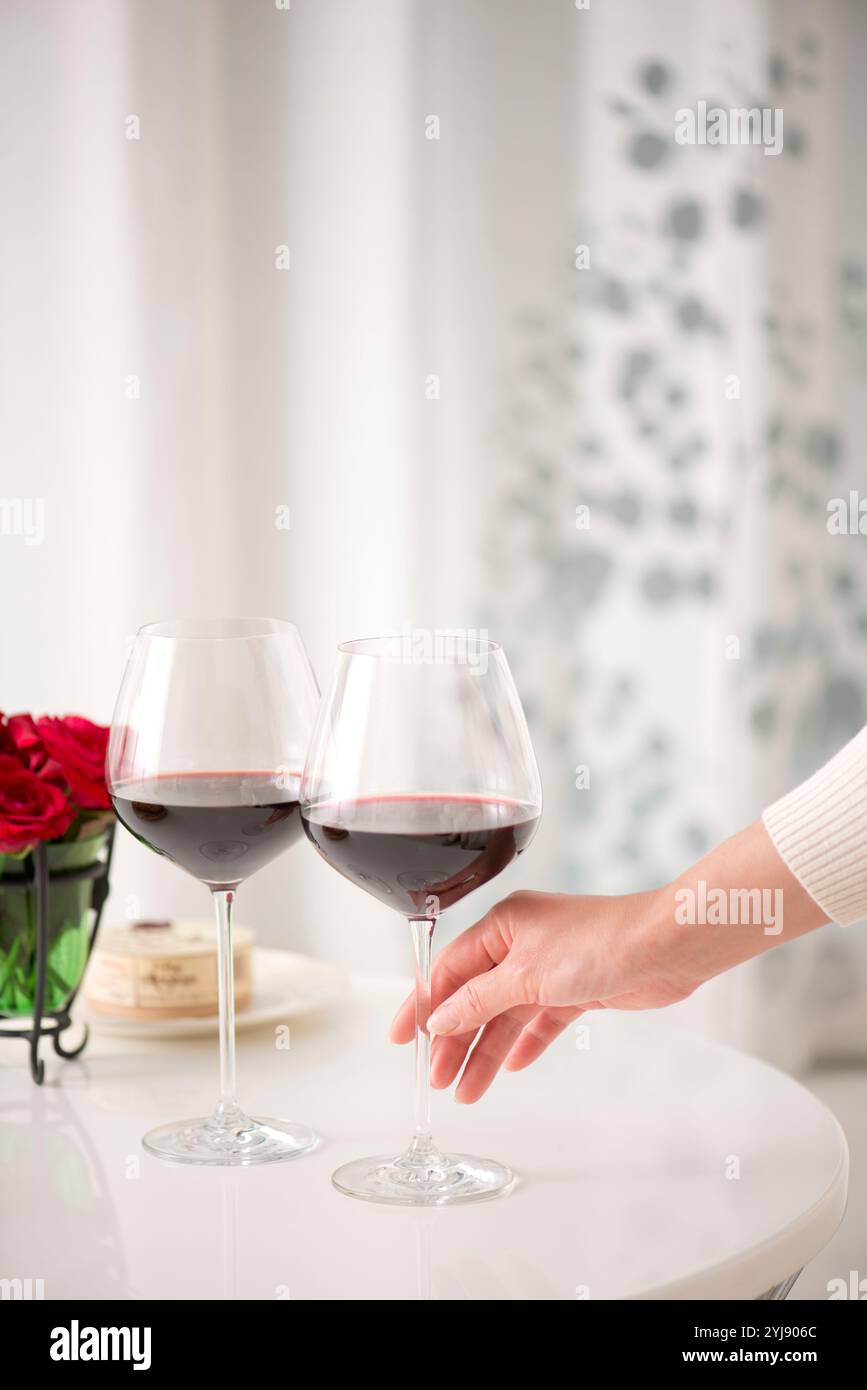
(0, 827), (114, 1083)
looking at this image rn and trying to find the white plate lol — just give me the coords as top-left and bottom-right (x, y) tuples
(75, 948), (346, 1040)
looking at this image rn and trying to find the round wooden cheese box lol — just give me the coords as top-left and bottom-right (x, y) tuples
(83, 919), (254, 1020)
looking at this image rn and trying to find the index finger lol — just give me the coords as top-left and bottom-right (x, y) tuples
(388, 908), (510, 1043)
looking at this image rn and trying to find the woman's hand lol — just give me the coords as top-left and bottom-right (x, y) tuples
(390, 887), (692, 1104)
(390, 821), (829, 1103)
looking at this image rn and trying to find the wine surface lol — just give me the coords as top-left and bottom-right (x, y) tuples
(301, 793), (539, 915)
(112, 771), (303, 886)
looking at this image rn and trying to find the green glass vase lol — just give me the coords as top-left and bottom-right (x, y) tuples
(0, 830), (112, 1017)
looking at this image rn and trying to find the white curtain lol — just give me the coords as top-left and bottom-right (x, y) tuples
(2, 0), (866, 1063)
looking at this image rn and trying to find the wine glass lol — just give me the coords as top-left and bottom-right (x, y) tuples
(107, 617), (320, 1165)
(300, 633), (541, 1204)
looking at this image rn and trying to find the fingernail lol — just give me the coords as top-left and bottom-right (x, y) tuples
(427, 1002), (459, 1035)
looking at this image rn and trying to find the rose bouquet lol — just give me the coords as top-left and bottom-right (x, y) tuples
(0, 714), (113, 1016)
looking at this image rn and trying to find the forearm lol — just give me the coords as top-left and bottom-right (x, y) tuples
(640, 819), (830, 996)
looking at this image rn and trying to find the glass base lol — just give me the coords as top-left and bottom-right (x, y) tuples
(332, 1143), (515, 1206)
(142, 1110), (318, 1167)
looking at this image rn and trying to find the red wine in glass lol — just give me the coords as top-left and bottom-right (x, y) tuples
(112, 772), (303, 887)
(107, 616), (319, 1167)
(300, 633), (542, 1205)
(302, 794), (539, 916)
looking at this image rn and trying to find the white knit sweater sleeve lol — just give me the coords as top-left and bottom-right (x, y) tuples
(762, 725), (867, 927)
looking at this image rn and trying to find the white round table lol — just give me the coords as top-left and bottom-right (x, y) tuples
(1, 976), (848, 1300)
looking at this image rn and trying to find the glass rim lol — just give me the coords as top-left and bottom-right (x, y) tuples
(337, 632), (503, 658)
(134, 617), (301, 643)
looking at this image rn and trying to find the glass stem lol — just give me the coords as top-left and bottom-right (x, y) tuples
(212, 888), (241, 1125)
(408, 914), (437, 1159)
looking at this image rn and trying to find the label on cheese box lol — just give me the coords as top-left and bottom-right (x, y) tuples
(86, 949), (252, 1010)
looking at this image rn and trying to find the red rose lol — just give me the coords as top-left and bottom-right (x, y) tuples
(6, 713), (42, 767)
(4, 713), (67, 788)
(36, 716), (111, 810)
(0, 755), (76, 853)
(0, 715), (17, 760)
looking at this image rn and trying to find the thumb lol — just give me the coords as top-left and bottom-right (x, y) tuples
(427, 964), (523, 1036)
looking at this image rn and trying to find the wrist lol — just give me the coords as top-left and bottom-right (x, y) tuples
(631, 884), (711, 999)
